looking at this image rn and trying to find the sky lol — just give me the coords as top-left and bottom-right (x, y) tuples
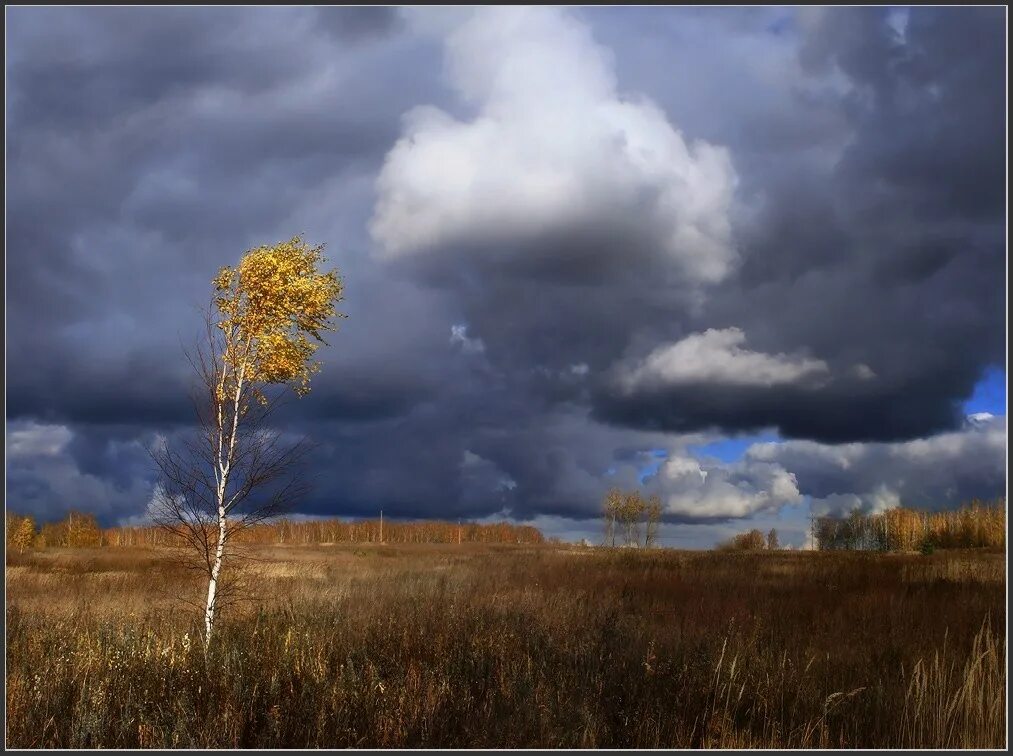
(4, 7), (1007, 548)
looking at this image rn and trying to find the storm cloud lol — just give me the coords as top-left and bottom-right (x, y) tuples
(4, 7), (1005, 542)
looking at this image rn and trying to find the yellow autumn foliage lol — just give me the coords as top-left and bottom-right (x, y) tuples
(213, 236), (344, 398)
(815, 499), (1005, 551)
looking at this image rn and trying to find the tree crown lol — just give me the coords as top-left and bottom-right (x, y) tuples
(213, 236), (344, 399)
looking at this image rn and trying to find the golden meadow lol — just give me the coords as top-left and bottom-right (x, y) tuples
(4, 504), (1006, 748)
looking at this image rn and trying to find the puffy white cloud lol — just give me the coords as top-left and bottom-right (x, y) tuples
(598, 411), (1005, 523)
(619, 327), (830, 390)
(662, 454), (708, 482)
(371, 7), (738, 284)
(652, 452), (802, 519)
(967, 411), (995, 426)
(748, 414), (1007, 515)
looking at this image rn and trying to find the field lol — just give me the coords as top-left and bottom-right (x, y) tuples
(4, 544), (1006, 749)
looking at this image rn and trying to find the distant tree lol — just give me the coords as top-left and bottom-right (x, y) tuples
(6, 513), (24, 552)
(603, 488), (623, 547)
(620, 491), (646, 547)
(151, 236), (344, 647)
(65, 511), (102, 547)
(7, 514), (36, 554)
(644, 495), (662, 548)
(602, 489), (661, 548)
(844, 510), (865, 550)
(718, 529), (767, 551)
(766, 528), (779, 550)
(14, 516), (35, 553)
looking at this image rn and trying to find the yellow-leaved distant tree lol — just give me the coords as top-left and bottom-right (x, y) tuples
(66, 511), (102, 547)
(7, 514), (36, 554)
(620, 491), (646, 547)
(152, 236), (344, 646)
(602, 489), (664, 548)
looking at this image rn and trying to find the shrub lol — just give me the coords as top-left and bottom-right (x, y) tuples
(718, 529), (767, 551)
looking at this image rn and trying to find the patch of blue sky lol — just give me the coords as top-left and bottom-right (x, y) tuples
(637, 448), (668, 483)
(963, 366), (1006, 416)
(689, 431), (780, 463)
(638, 433), (782, 483)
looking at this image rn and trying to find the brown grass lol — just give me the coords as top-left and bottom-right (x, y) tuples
(4, 544), (1006, 748)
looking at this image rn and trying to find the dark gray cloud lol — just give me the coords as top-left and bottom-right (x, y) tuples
(6, 421), (158, 523)
(315, 6), (401, 42)
(592, 6), (1005, 442)
(4, 7), (1005, 532)
(5, 5), (444, 426)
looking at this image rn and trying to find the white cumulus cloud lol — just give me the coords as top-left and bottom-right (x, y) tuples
(654, 453), (802, 519)
(747, 414), (1007, 515)
(620, 327), (830, 390)
(371, 7), (738, 285)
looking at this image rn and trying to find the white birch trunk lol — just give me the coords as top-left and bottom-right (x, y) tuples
(202, 332), (254, 647)
(204, 507), (227, 646)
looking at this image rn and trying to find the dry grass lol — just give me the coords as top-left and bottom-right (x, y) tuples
(4, 544), (1006, 748)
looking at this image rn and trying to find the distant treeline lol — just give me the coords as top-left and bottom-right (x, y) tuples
(6, 511), (103, 551)
(814, 499), (1005, 552)
(5, 511), (546, 551)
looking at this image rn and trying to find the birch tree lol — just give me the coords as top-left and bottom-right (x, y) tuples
(152, 236), (343, 647)
(621, 491), (646, 547)
(766, 528), (779, 550)
(603, 488), (622, 547)
(644, 495), (662, 548)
